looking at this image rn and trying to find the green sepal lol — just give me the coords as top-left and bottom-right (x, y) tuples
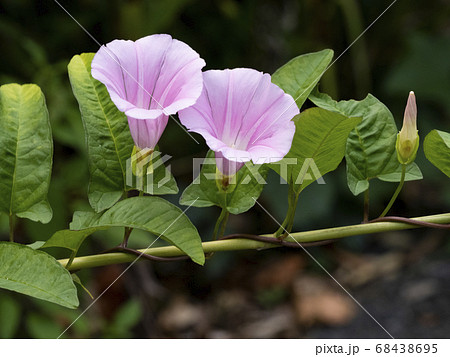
(396, 132), (419, 165)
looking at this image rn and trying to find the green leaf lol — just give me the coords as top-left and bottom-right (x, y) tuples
(272, 49), (334, 109)
(180, 151), (269, 215)
(378, 162), (423, 182)
(0, 294), (21, 338)
(0, 83), (53, 223)
(310, 89), (423, 195)
(68, 53), (134, 212)
(70, 196), (205, 265)
(270, 107), (361, 194)
(424, 129), (450, 177)
(43, 228), (100, 257)
(0, 242), (79, 309)
(27, 241), (46, 250)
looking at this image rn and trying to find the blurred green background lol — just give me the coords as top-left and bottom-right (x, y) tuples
(0, 0), (449, 338)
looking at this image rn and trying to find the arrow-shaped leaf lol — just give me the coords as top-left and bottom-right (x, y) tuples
(272, 49), (334, 109)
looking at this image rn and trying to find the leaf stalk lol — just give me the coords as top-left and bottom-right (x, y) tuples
(379, 164), (406, 218)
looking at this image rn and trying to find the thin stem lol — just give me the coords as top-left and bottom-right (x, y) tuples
(104, 246), (190, 262)
(218, 233), (333, 248)
(275, 183), (299, 237)
(121, 191), (145, 247)
(65, 251), (76, 270)
(379, 164), (406, 218)
(122, 227), (133, 247)
(363, 189), (370, 222)
(9, 215), (14, 242)
(277, 215), (290, 236)
(217, 211), (229, 238)
(59, 213), (450, 271)
(286, 193), (299, 234)
(370, 216), (450, 229)
(213, 208), (228, 240)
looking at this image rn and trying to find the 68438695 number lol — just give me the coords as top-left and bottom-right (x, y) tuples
(375, 344), (438, 354)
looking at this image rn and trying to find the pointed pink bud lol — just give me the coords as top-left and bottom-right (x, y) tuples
(396, 91), (419, 164)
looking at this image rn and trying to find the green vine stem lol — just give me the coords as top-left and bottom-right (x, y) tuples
(59, 212), (450, 271)
(379, 164), (406, 218)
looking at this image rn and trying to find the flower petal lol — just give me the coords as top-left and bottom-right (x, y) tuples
(215, 151), (244, 176)
(91, 39), (140, 112)
(148, 39), (206, 115)
(92, 34), (205, 149)
(179, 68), (298, 165)
(128, 115), (169, 150)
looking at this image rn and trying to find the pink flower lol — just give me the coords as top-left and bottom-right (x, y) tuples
(179, 68), (298, 176)
(91, 34), (206, 150)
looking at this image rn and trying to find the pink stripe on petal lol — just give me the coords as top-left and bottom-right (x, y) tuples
(128, 115), (169, 150)
(215, 151), (245, 176)
(92, 34), (205, 150)
(179, 68), (298, 173)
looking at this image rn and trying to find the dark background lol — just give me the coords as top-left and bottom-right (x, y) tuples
(0, 0), (449, 338)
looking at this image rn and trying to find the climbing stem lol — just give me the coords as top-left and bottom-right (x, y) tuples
(379, 164), (406, 218)
(58, 213), (450, 271)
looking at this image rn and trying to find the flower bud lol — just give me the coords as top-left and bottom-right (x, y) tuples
(396, 91), (419, 164)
